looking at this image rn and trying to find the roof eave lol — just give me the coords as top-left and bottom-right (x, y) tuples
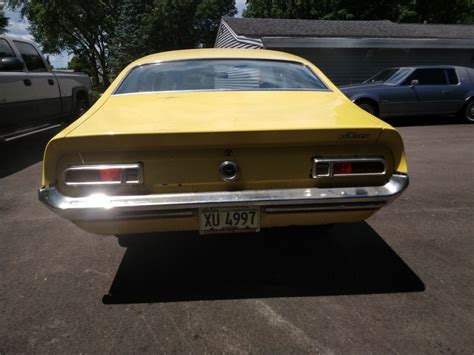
(262, 37), (474, 49)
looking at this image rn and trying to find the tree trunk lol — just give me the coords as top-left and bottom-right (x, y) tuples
(88, 53), (100, 87)
(98, 54), (110, 87)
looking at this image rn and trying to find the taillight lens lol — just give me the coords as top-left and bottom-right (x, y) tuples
(333, 162), (353, 175)
(99, 168), (121, 182)
(63, 164), (143, 186)
(313, 158), (385, 178)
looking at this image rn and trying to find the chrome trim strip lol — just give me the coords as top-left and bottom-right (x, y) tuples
(112, 87), (331, 96)
(63, 163), (143, 186)
(265, 201), (387, 213)
(39, 174), (408, 221)
(103, 209), (194, 219)
(4, 123), (62, 142)
(312, 157), (386, 178)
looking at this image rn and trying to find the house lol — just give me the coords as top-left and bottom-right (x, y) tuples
(215, 17), (474, 85)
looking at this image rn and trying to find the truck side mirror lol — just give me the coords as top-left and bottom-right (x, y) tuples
(0, 57), (25, 71)
(410, 79), (419, 86)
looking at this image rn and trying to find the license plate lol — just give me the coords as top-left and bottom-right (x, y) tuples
(199, 207), (260, 235)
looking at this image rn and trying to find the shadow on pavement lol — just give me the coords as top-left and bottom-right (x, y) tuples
(103, 222), (425, 304)
(0, 129), (60, 178)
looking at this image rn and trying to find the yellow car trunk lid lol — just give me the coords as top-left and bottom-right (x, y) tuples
(66, 91), (385, 138)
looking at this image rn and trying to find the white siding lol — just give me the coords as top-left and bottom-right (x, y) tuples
(215, 21), (263, 49)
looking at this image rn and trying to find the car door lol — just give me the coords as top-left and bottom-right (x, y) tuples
(378, 85), (419, 116)
(0, 38), (39, 133)
(368, 68), (418, 117)
(402, 68), (451, 115)
(13, 40), (62, 125)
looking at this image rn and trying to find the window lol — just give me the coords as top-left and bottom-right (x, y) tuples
(115, 59), (329, 94)
(13, 41), (47, 72)
(403, 69), (447, 85)
(446, 69), (459, 85)
(365, 68), (412, 84)
(0, 39), (15, 59)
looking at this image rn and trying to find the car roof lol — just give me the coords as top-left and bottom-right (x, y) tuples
(0, 35), (39, 47)
(131, 48), (309, 66)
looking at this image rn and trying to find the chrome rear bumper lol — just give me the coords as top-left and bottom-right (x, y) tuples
(38, 174), (408, 221)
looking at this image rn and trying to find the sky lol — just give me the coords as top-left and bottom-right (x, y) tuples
(2, 0), (247, 69)
(236, 0), (246, 15)
(3, 7), (70, 68)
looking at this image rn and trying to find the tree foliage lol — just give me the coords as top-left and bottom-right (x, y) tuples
(8, 0), (121, 86)
(67, 51), (91, 75)
(0, 10), (8, 34)
(109, 0), (236, 74)
(243, 0), (474, 24)
(108, 0), (153, 75)
(7, 0), (236, 83)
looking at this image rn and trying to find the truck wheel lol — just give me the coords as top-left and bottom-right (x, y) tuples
(73, 98), (89, 120)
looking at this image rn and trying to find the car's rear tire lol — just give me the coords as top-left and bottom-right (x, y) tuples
(464, 100), (474, 123)
(355, 99), (379, 117)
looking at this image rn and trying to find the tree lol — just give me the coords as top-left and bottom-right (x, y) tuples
(243, 0), (473, 24)
(243, 0), (406, 20)
(397, 0), (474, 24)
(0, 10), (8, 34)
(109, 0), (236, 74)
(7, 0), (121, 86)
(68, 51), (92, 75)
(109, 0), (154, 75)
(195, 0), (238, 47)
(7, 0), (237, 82)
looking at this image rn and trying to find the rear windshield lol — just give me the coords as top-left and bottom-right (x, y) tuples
(114, 59), (328, 94)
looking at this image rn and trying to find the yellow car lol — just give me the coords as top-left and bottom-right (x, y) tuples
(39, 48), (408, 235)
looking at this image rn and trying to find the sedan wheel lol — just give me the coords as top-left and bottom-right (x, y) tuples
(356, 101), (376, 116)
(466, 101), (474, 123)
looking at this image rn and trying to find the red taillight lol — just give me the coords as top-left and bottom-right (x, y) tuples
(99, 168), (121, 182)
(63, 164), (143, 186)
(333, 162), (353, 175)
(312, 158), (386, 178)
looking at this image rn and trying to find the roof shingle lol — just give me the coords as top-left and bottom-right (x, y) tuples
(223, 17), (474, 40)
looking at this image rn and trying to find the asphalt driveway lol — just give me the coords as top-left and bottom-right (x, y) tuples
(1, 119), (473, 353)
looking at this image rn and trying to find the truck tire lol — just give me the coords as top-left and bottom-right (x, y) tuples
(73, 97), (89, 120)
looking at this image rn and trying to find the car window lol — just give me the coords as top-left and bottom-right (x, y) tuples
(13, 41), (47, 72)
(403, 69), (447, 85)
(115, 59), (329, 94)
(0, 39), (15, 59)
(446, 69), (459, 85)
(365, 68), (411, 84)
